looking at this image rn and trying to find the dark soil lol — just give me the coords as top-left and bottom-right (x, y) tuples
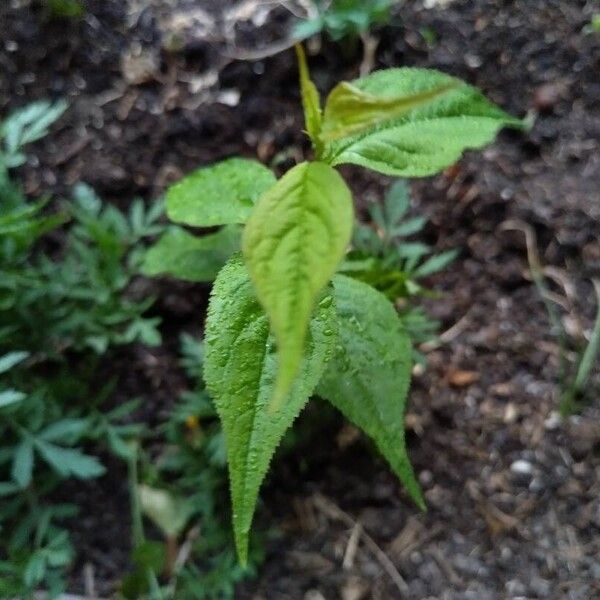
(2, 0), (599, 598)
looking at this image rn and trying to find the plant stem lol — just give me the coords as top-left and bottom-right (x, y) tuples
(126, 442), (164, 599)
(126, 442), (144, 547)
(164, 535), (178, 579)
(573, 279), (600, 392)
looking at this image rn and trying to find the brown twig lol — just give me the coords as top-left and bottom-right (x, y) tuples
(420, 311), (471, 352)
(343, 521), (362, 569)
(83, 563), (96, 598)
(359, 32), (380, 76)
(220, 37), (299, 61)
(313, 494), (410, 596)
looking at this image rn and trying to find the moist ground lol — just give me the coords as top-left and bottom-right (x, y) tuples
(1, 1), (599, 598)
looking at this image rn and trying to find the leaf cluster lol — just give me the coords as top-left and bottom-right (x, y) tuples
(343, 179), (457, 300)
(1, 181), (164, 355)
(0, 101), (161, 596)
(0, 350), (143, 596)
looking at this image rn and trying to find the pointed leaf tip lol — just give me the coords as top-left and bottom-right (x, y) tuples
(317, 275), (425, 509)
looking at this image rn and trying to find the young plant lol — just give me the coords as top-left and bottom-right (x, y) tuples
(342, 179), (457, 301)
(0, 101), (163, 596)
(0, 101), (164, 355)
(150, 44), (523, 564)
(341, 179), (457, 360)
(293, 0), (396, 44)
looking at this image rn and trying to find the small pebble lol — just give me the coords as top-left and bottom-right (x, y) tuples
(506, 579), (526, 595)
(533, 83), (561, 111)
(510, 460), (534, 476)
(529, 477), (545, 492)
(544, 411), (562, 430)
(419, 470), (433, 487)
(465, 53), (483, 68)
(529, 577), (551, 597)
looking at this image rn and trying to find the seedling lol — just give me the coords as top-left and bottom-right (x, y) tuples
(502, 222), (600, 416)
(150, 44), (523, 563)
(341, 179), (457, 361)
(293, 0), (396, 43)
(342, 179), (458, 301)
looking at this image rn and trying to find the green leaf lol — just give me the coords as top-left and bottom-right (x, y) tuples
(321, 68), (523, 176)
(384, 179), (411, 220)
(204, 255), (337, 564)
(166, 158), (276, 227)
(321, 79), (458, 141)
(11, 439), (33, 488)
(573, 279), (600, 392)
(24, 552), (46, 587)
(107, 429), (135, 460)
(0, 390), (26, 407)
(132, 540), (166, 573)
(141, 225), (240, 282)
(138, 484), (193, 538)
(391, 217), (427, 237)
(412, 248), (458, 277)
(0, 351), (28, 374)
(295, 44), (323, 152)
(242, 161), (353, 409)
(0, 481), (20, 496)
(1, 100), (68, 156)
(34, 441), (106, 479)
(45, 0), (85, 19)
(317, 275), (425, 509)
(39, 418), (89, 442)
(292, 17), (325, 40)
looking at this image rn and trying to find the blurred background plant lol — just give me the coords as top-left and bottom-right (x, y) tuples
(0, 101), (164, 597)
(583, 13), (600, 34)
(1, 100), (264, 597)
(120, 335), (264, 600)
(293, 0), (399, 73)
(0, 102), (164, 355)
(341, 180), (457, 361)
(293, 0), (396, 43)
(502, 220), (600, 416)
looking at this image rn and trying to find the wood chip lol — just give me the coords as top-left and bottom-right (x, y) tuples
(448, 370), (480, 387)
